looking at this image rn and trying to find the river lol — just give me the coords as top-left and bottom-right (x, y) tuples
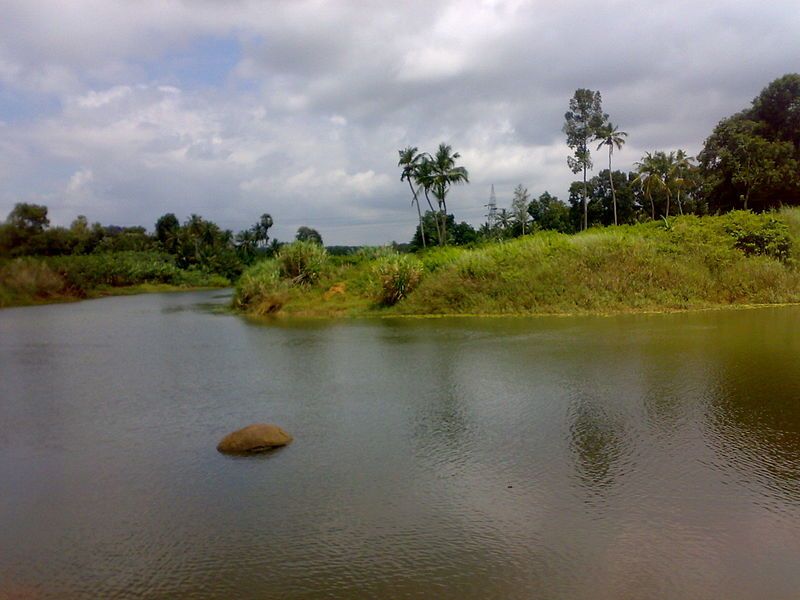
(1, 290), (800, 599)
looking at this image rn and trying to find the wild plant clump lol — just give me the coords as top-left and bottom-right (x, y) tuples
(47, 251), (185, 289)
(721, 210), (792, 262)
(354, 245), (398, 262)
(278, 241), (328, 285)
(373, 254), (423, 306)
(0, 258), (66, 303)
(234, 259), (283, 309)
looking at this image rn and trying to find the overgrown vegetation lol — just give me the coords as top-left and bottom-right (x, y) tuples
(397, 74), (800, 248)
(373, 254), (424, 306)
(233, 208), (800, 318)
(0, 201), (330, 307)
(5, 74), (800, 314)
(0, 252), (227, 307)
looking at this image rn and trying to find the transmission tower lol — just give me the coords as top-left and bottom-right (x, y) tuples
(484, 184), (498, 228)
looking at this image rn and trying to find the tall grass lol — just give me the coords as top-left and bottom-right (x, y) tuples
(233, 209), (800, 318)
(277, 241), (328, 285)
(373, 254), (424, 306)
(0, 251), (228, 307)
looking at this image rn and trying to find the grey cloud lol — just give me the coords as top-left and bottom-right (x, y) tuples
(1, 1), (799, 244)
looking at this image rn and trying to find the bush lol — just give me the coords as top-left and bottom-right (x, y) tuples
(373, 254), (424, 306)
(0, 258), (66, 305)
(721, 211), (792, 262)
(278, 241), (328, 285)
(418, 246), (463, 272)
(234, 259), (284, 310)
(46, 251), (183, 290)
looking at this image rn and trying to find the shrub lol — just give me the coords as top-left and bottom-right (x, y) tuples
(373, 254), (424, 306)
(234, 259), (284, 309)
(278, 241), (328, 285)
(355, 245), (398, 262)
(0, 258), (66, 304)
(45, 251), (185, 290)
(721, 211), (792, 262)
(418, 246), (463, 272)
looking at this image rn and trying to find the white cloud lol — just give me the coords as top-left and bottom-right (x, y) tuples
(76, 85), (132, 108)
(0, 1), (799, 243)
(66, 168), (94, 193)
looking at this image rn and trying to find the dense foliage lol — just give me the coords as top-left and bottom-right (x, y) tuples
(699, 74), (800, 212)
(0, 204), (288, 306)
(397, 74), (800, 249)
(0, 252), (227, 307)
(234, 209), (800, 318)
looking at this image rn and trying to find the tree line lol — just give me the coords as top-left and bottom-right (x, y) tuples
(0, 203), (324, 280)
(399, 73), (800, 246)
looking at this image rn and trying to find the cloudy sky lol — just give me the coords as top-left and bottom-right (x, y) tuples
(1, 1), (798, 244)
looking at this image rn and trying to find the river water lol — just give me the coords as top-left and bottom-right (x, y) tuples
(1, 290), (800, 599)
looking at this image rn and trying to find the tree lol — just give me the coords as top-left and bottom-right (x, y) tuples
(700, 117), (798, 211)
(296, 226), (323, 245)
(174, 214), (242, 278)
(529, 191), (573, 233)
(563, 89), (607, 231)
(595, 122), (628, 225)
(497, 208), (512, 234)
(398, 146), (429, 249)
(415, 143), (469, 245)
(698, 74), (800, 211)
(568, 171), (639, 226)
(1, 203), (52, 256)
(235, 228), (259, 264)
(412, 212), (477, 247)
(155, 213), (180, 253)
(634, 151), (679, 219)
(510, 184), (531, 235)
(671, 150), (695, 215)
(750, 73), (800, 147)
(254, 213), (273, 247)
(8, 203), (49, 233)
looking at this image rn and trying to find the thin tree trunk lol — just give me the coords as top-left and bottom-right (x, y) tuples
(677, 189), (683, 215)
(441, 197), (448, 246)
(649, 194), (655, 220)
(408, 180), (426, 249)
(583, 165), (588, 231)
(608, 148), (617, 226)
(665, 190), (671, 218)
(423, 188), (442, 243)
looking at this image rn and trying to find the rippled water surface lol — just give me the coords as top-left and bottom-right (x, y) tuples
(2, 291), (800, 599)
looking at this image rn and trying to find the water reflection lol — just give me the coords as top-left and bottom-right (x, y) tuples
(568, 396), (629, 495)
(700, 312), (800, 503)
(3, 299), (800, 599)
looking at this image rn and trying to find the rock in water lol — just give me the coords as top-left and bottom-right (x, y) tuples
(217, 423), (293, 454)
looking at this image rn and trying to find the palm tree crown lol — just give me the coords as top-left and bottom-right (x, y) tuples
(413, 143), (469, 245)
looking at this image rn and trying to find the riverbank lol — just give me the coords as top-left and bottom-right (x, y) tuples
(0, 251), (229, 308)
(235, 209), (800, 318)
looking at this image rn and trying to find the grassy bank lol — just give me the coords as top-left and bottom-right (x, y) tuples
(233, 209), (800, 319)
(0, 251), (229, 308)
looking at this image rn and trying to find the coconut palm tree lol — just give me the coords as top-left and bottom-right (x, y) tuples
(417, 143), (469, 245)
(633, 152), (664, 220)
(254, 213), (273, 248)
(671, 149), (694, 215)
(595, 122), (628, 225)
(398, 146), (429, 249)
(414, 157), (442, 242)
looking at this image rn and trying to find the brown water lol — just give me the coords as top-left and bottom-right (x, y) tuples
(1, 290), (800, 599)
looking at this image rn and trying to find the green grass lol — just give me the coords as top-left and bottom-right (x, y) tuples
(0, 251), (229, 308)
(233, 209), (800, 319)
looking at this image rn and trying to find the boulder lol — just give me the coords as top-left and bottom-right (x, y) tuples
(217, 423), (293, 454)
